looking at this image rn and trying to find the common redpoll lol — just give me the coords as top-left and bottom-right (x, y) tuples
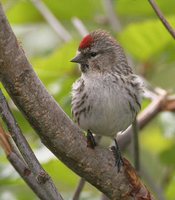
(71, 30), (142, 169)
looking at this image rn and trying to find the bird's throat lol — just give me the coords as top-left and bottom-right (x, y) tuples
(80, 64), (89, 73)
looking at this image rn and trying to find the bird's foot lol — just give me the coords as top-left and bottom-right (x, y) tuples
(86, 130), (97, 149)
(110, 139), (124, 172)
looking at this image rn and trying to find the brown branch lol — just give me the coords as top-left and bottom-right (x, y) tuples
(101, 194), (110, 200)
(148, 0), (175, 39)
(0, 122), (12, 155)
(118, 90), (167, 149)
(120, 89), (175, 150)
(0, 3), (154, 199)
(72, 178), (86, 200)
(132, 119), (140, 172)
(0, 123), (58, 200)
(0, 90), (62, 200)
(8, 151), (58, 200)
(162, 95), (175, 111)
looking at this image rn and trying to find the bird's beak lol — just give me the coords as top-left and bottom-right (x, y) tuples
(70, 53), (84, 64)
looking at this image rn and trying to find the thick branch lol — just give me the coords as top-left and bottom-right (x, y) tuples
(0, 3), (153, 199)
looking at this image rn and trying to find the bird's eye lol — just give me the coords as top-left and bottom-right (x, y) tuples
(90, 52), (97, 57)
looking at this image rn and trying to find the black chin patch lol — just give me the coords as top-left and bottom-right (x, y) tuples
(80, 64), (89, 73)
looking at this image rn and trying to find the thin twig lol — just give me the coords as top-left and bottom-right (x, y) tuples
(0, 122), (12, 154)
(141, 165), (166, 200)
(30, 0), (72, 42)
(118, 90), (167, 149)
(148, 0), (175, 39)
(102, 0), (121, 32)
(72, 136), (102, 200)
(101, 194), (110, 200)
(72, 178), (86, 200)
(8, 152), (54, 200)
(71, 17), (89, 37)
(0, 123), (54, 200)
(0, 89), (62, 200)
(132, 119), (140, 172)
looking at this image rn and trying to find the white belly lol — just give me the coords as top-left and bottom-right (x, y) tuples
(76, 76), (138, 137)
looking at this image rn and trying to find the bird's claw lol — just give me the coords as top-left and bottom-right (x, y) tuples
(110, 139), (124, 172)
(87, 130), (97, 149)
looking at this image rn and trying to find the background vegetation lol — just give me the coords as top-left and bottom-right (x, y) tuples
(0, 0), (175, 199)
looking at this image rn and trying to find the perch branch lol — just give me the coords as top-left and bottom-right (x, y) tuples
(0, 3), (153, 199)
(148, 0), (175, 39)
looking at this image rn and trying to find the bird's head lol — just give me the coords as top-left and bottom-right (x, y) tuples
(71, 30), (122, 74)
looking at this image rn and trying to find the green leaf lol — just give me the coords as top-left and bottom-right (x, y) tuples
(140, 119), (173, 153)
(159, 145), (175, 167)
(116, 0), (175, 18)
(32, 41), (79, 115)
(32, 41), (78, 83)
(6, 0), (103, 24)
(6, 0), (42, 24)
(166, 173), (175, 200)
(118, 16), (175, 60)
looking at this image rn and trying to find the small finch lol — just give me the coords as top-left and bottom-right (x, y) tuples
(71, 30), (143, 170)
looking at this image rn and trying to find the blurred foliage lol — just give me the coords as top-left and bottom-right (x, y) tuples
(0, 0), (175, 199)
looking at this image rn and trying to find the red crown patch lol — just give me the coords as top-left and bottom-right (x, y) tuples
(79, 34), (93, 50)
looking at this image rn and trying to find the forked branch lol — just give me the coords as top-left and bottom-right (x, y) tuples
(0, 3), (153, 199)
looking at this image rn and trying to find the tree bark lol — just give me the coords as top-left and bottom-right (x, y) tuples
(0, 3), (153, 200)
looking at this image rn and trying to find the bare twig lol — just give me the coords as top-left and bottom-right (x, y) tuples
(71, 17), (88, 37)
(30, 0), (72, 42)
(72, 136), (102, 200)
(0, 123), (58, 200)
(0, 122), (12, 155)
(148, 0), (175, 39)
(132, 119), (140, 172)
(72, 178), (86, 200)
(102, 0), (121, 32)
(8, 152), (55, 200)
(118, 89), (167, 149)
(163, 95), (175, 111)
(0, 90), (63, 200)
(101, 194), (110, 200)
(141, 165), (166, 200)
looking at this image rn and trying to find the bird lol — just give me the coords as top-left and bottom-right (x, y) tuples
(71, 30), (143, 170)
